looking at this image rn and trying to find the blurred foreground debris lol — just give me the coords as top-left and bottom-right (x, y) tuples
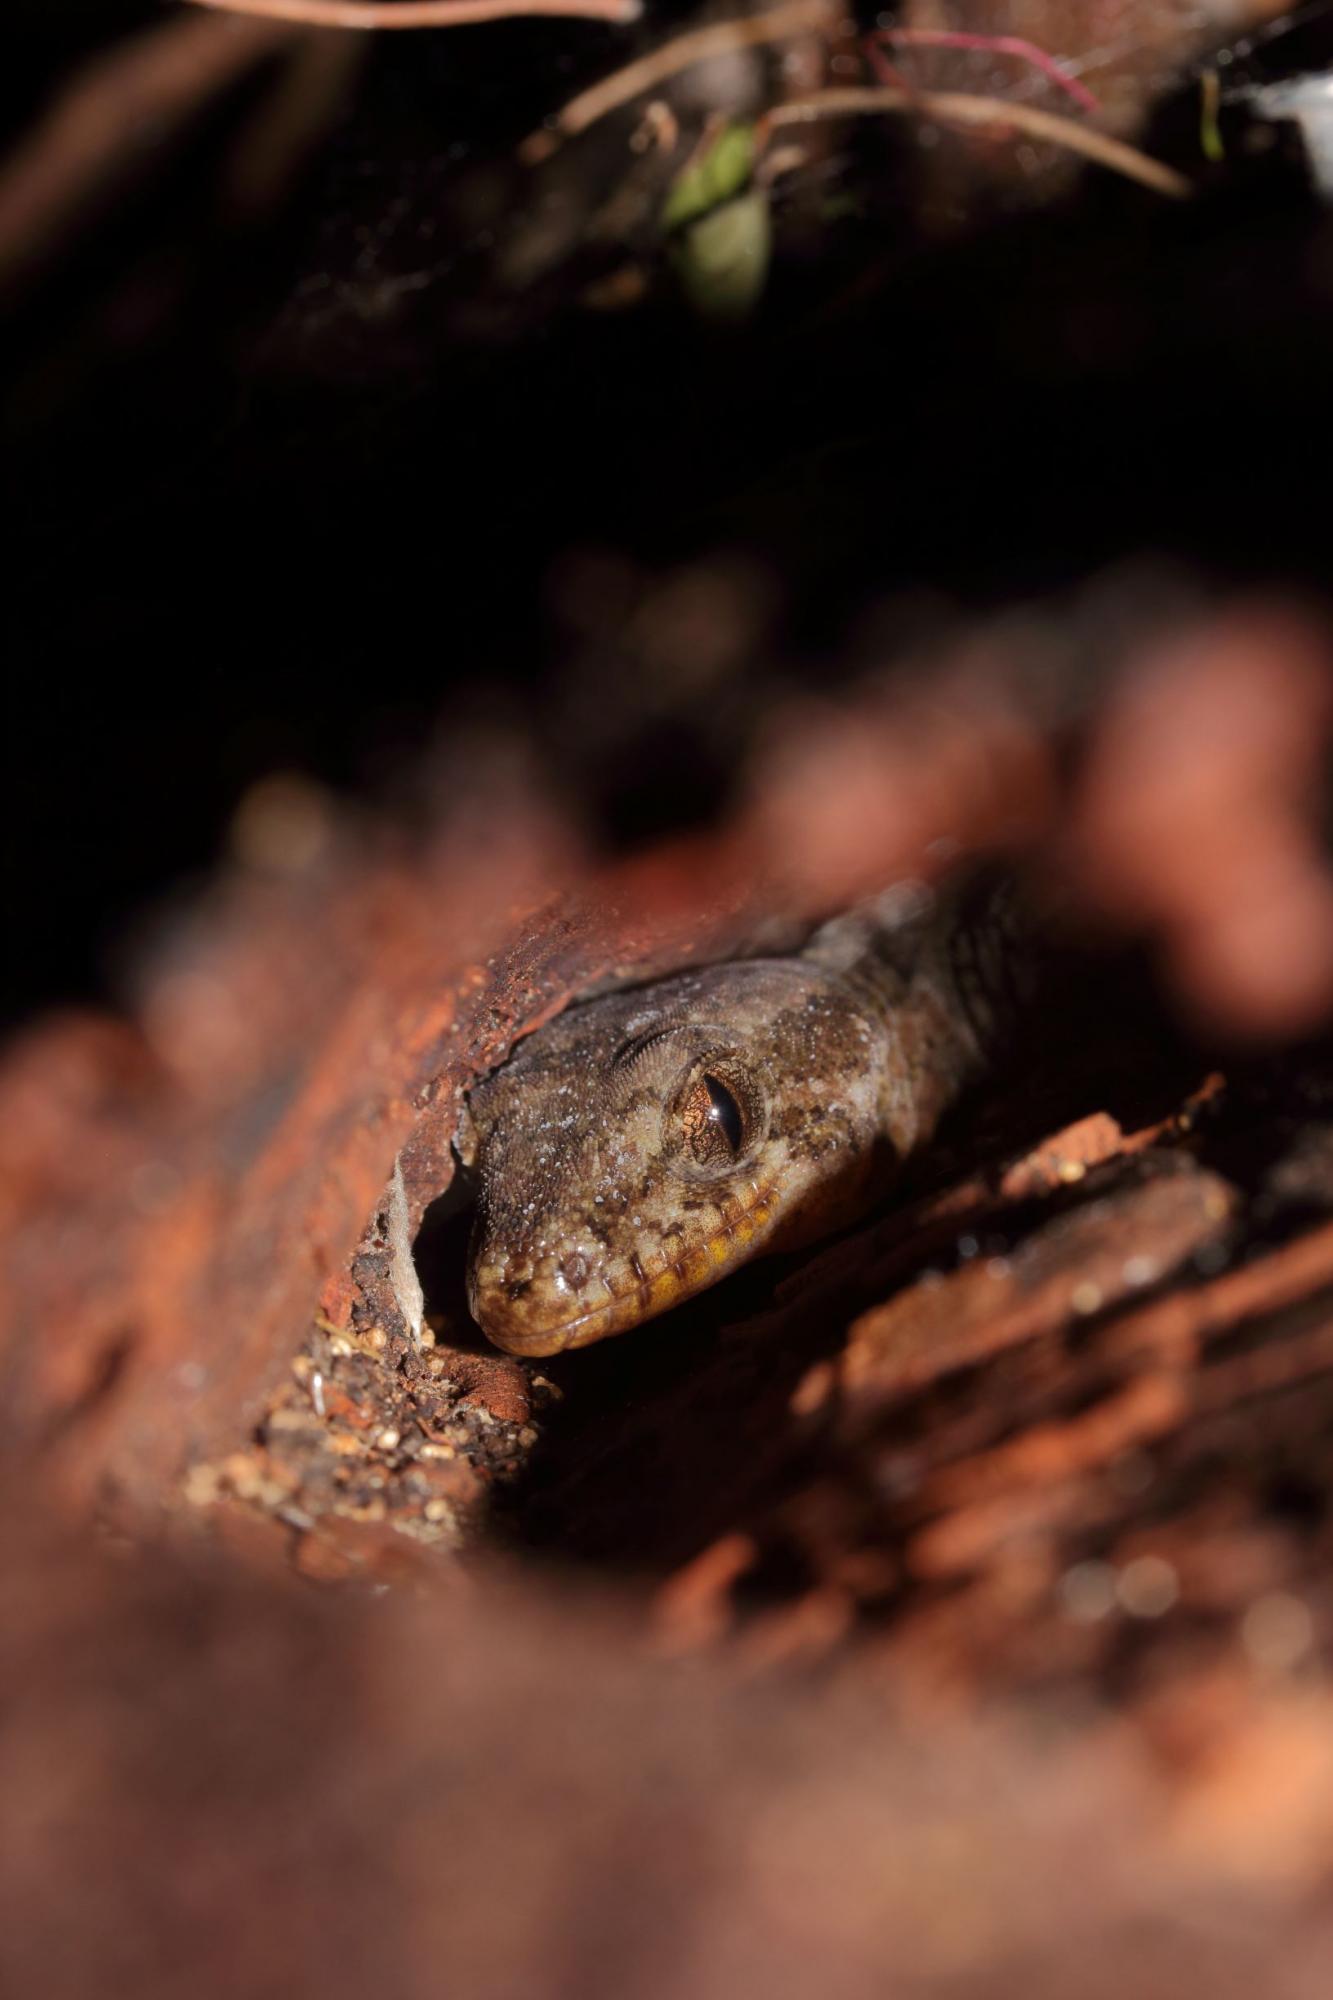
(8, 1504), (1333, 2000)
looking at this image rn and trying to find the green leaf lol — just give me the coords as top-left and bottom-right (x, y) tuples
(661, 123), (756, 235)
(670, 189), (772, 320)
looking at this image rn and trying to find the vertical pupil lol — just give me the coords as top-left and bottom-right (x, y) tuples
(703, 1075), (743, 1152)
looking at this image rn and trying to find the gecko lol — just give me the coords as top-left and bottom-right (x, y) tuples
(458, 877), (1032, 1356)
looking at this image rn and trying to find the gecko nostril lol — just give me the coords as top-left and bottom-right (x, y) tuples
(506, 1278), (533, 1303)
(560, 1251), (591, 1291)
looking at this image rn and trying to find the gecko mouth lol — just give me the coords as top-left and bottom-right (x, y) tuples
(471, 1181), (782, 1357)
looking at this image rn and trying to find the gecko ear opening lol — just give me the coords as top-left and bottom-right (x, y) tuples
(452, 1095), (480, 1169)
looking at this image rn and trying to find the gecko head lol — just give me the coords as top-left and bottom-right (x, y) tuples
(464, 960), (885, 1356)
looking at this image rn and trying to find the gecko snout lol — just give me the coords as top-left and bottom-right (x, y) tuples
(467, 1229), (625, 1356)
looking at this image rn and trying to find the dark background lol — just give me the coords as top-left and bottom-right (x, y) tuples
(6, 1), (1333, 1025)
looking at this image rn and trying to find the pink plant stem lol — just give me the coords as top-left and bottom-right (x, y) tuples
(871, 27), (1102, 117)
(862, 34), (914, 94)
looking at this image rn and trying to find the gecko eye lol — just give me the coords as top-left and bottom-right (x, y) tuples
(678, 1071), (747, 1166)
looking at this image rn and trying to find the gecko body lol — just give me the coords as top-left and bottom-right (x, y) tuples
(462, 881), (1026, 1355)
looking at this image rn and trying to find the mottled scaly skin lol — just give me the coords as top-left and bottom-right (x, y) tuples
(462, 882), (1026, 1355)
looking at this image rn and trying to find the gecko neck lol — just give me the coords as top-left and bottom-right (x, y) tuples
(801, 874), (1032, 1156)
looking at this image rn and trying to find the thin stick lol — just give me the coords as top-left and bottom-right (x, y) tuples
(188, 0), (640, 26)
(223, 29), (365, 216)
(764, 86), (1192, 200)
(521, 0), (840, 161)
(0, 13), (293, 296)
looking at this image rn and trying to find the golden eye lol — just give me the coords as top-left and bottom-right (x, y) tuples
(679, 1071), (746, 1165)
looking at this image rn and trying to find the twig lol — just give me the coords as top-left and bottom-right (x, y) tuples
(223, 29), (365, 217)
(188, 0), (640, 27)
(763, 86), (1192, 200)
(521, 0), (840, 162)
(1199, 68), (1224, 165)
(0, 13), (294, 297)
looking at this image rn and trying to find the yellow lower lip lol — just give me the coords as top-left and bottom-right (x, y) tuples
(475, 1186), (777, 1356)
